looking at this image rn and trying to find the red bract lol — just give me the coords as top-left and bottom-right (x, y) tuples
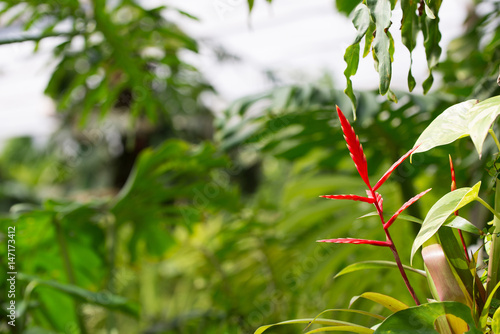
(373, 146), (419, 191)
(449, 155), (457, 193)
(317, 238), (391, 247)
(384, 188), (432, 229)
(320, 194), (375, 204)
(336, 106), (371, 190)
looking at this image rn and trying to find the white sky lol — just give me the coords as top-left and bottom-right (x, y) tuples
(0, 0), (470, 140)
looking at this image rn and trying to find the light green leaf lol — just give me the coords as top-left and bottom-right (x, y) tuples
(335, 261), (426, 278)
(350, 292), (408, 313)
(445, 216), (481, 235)
(492, 306), (500, 333)
(479, 281), (500, 329)
(305, 326), (374, 334)
(254, 318), (368, 334)
(468, 95), (500, 157)
(373, 302), (481, 333)
(367, 0), (392, 95)
(18, 273), (139, 317)
(411, 182), (481, 262)
(413, 99), (478, 155)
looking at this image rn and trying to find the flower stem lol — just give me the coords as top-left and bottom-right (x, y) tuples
(371, 190), (420, 305)
(489, 129), (500, 152)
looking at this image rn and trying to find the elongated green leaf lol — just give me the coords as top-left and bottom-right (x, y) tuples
(18, 273), (139, 317)
(254, 318), (367, 334)
(445, 216), (482, 235)
(492, 306), (500, 333)
(343, 4), (371, 116)
(311, 309), (386, 322)
(479, 281), (500, 329)
(335, 261), (426, 278)
(350, 292), (408, 313)
(367, 0), (392, 95)
(401, 0), (418, 92)
(305, 326), (373, 334)
(420, 0), (442, 94)
(358, 212), (422, 224)
(468, 95), (500, 156)
(411, 182), (481, 262)
(373, 302), (481, 333)
(363, 22), (375, 58)
(413, 100), (477, 155)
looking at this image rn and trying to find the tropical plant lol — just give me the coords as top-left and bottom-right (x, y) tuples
(255, 98), (500, 333)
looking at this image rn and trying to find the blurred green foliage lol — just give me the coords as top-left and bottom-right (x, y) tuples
(0, 0), (500, 333)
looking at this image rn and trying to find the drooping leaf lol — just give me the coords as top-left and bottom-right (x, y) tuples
(400, 0), (418, 92)
(343, 4), (371, 116)
(367, 0), (392, 96)
(350, 292), (409, 313)
(411, 182), (481, 262)
(384, 188), (431, 229)
(336, 106), (371, 189)
(334, 261), (426, 278)
(420, 0), (442, 94)
(373, 302), (481, 334)
(335, 0), (363, 15)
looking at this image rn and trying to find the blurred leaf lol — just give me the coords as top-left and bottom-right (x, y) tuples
(350, 292), (408, 313)
(18, 273), (139, 317)
(334, 261), (426, 278)
(373, 302), (481, 333)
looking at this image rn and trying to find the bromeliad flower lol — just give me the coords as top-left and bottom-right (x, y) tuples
(317, 106), (431, 305)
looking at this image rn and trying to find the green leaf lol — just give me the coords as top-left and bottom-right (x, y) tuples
(412, 99), (478, 155)
(363, 23), (375, 58)
(373, 302), (481, 333)
(17, 273), (139, 317)
(411, 182), (481, 262)
(479, 281), (500, 329)
(335, 261), (426, 278)
(254, 318), (370, 334)
(343, 4), (371, 116)
(350, 292), (408, 313)
(335, 0), (363, 15)
(305, 326), (374, 334)
(420, 0), (442, 94)
(468, 95), (500, 157)
(492, 306), (500, 333)
(367, 0), (392, 96)
(401, 0), (418, 92)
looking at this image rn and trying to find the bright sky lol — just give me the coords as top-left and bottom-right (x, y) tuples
(0, 0), (470, 140)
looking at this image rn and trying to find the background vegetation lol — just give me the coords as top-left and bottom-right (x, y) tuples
(1, 0), (500, 333)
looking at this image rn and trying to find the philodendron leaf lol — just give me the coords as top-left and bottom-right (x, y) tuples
(373, 302), (481, 334)
(254, 318), (371, 334)
(335, 261), (426, 278)
(411, 182), (481, 263)
(412, 99), (478, 155)
(18, 273), (139, 317)
(468, 95), (500, 157)
(350, 292), (408, 313)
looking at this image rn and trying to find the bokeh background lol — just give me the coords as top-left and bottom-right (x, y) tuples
(1, 0), (500, 333)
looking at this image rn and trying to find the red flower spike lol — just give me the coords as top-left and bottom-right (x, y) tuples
(336, 106), (372, 190)
(320, 194), (375, 204)
(317, 238), (391, 247)
(373, 146), (420, 191)
(384, 188), (432, 229)
(450, 155), (470, 262)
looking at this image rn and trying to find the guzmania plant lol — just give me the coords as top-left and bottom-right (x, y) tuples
(255, 97), (500, 333)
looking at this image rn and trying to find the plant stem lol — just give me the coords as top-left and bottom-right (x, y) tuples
(53, 216), (88, 334)
(476, 196), (500, 220)
(370, 190), (420, 305)
(487, 178), (500, 297)
(489, 129), (500, 152)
